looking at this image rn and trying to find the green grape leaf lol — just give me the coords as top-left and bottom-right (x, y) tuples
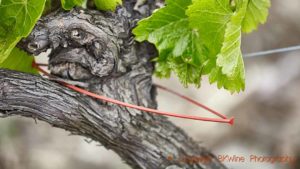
(0, 0), (46, 38)
(94, 0), (122, 11)
(133, 0), (207, 87)
(187, 0), (248, 92)
(242, 0), (270, 33)
(0, 0), (46, 63)
(133, 0), (191, 42)
(134, 0), (270, 93)
(0, 38), (21, 63)
(209, 0), (248, 92)
(187, 0), (233, 57)
(209, 63), (244, 93)
(61, 0), (85, 10)
(217, 0), (247, 77)
(0, 47), (38, 74)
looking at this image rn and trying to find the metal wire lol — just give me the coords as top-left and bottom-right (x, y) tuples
(243, 44), (300, 58)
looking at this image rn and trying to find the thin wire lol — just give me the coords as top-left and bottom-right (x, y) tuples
(65, 83), (234, 124)
(32, 62), (234, 125)
(33, 62), (228, 119)
(243, 44), (300, 58)
(155, 84), (227, 119)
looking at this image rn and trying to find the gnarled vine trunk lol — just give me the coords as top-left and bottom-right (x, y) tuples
(0, 1), (227, 169)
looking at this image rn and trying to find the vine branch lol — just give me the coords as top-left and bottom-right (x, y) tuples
(0, 69), (227, 169)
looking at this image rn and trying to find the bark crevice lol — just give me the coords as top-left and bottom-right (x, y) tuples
(0, 1), (227, 168)
(0, 69), (226, 169)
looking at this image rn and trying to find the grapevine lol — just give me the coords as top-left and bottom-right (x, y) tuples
(0, 0), (270, 93)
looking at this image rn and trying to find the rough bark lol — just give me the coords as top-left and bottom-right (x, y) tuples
(0, 1), (227, 169)
(0, 69), (226, 169)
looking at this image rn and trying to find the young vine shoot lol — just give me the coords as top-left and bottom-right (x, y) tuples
(0, 0), (270, 93)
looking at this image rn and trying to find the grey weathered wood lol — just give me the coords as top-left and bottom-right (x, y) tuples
(0, 69), (226, 169)
(0, 1), (227, 169)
